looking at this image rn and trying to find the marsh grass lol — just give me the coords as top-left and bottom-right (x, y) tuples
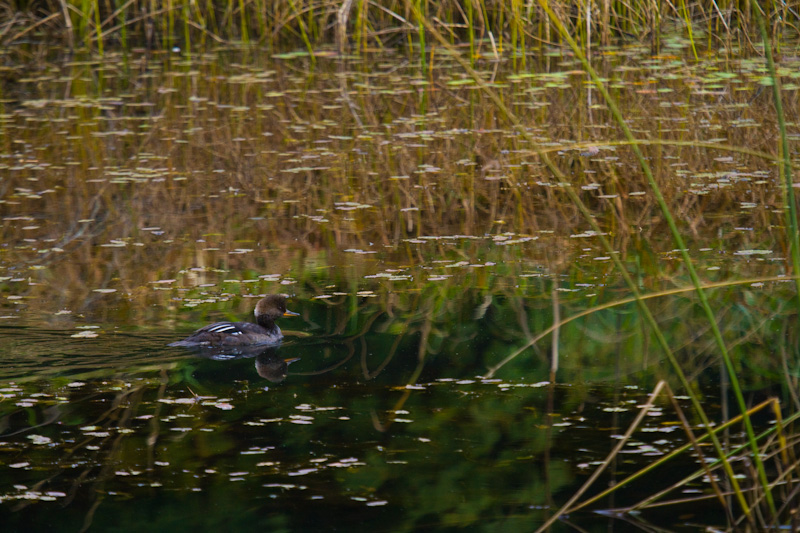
(539, 388), (800, 531)
(0, 47), (795, 313)
(536, 1), (771, 519)
(547, 2), (795, 527)
(2, 1), (800, 54)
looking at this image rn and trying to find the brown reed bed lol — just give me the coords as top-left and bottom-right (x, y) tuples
(0, 46), (793, 332)
(2, 1), (800, 54)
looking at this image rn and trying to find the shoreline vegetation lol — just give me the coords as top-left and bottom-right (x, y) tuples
(1, 1), (799, 54)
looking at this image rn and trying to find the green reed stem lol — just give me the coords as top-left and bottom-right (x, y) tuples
(255, 0), (267, 41)
(80, 0), (90, 49)
(118, 0), (128, 50)
(518, 0), (526, 69)
(399, 0), (750, 523)
(488, 274), (800, 379)
(92, 0), (103, 55)
(415, 0), (427, 71)
(287, 0), (315, 65)
(537, 0), (774, 518)
(225, 0), (233, 41)
(166, 0), (174, 50)
(3, 1), (799, 52)
(678, 0), (698, 60)
(466, 0), (475, 67)
(510, 0), (522, 68)
(205, 0), (217, 39)
(354, 0), (365, 51)
(239, 0), (249, 43)
(753, 5), (800, 319)
(576, 398), (791, 513)
(632, 403), (799, 513)
(183, 0), (191, 54)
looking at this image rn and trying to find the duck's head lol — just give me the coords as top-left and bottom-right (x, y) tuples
(254, 294), (299, 321)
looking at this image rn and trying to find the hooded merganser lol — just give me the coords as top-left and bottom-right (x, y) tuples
(168, 294), (299, 347)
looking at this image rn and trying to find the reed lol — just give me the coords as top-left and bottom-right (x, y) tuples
(414, 0), (426, 71)
(678, 0), (698, 60)
(2, 1), (800, 54)
(559, 394), (800, 524)
(753, 4), (800, 316)
(286, 0), (315, 64)
(540, 0), (785, 521)
(466, 0), (475, 65)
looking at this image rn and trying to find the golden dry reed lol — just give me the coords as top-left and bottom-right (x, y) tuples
(1, 1), (799, 54)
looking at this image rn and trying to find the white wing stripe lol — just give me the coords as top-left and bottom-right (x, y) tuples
(207, 324), (237, 333)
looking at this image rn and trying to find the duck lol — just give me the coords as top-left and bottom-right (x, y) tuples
(168, 294), (299, 347)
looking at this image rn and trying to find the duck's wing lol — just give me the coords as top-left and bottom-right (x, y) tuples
(194, 321), (251, 336)
(168, 321), (263, 347)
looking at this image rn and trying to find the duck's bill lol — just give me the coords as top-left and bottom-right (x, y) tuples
(283, 310), (300, 317)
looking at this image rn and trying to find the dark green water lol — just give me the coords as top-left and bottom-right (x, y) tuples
(0, 289), (786, 532)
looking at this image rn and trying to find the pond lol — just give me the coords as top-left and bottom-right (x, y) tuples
(1, 38), (799, 532)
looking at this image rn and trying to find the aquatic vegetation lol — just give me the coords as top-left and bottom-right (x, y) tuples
(1, 1), (799, 57)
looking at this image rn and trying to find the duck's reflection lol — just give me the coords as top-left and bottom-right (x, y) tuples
(255, 350), (300, 383)
(188, 345), (299, 383)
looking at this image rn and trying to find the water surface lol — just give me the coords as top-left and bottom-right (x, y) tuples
(1, 42), (798, 531)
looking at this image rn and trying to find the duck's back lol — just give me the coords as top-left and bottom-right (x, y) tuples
(168, 321), (283, 347)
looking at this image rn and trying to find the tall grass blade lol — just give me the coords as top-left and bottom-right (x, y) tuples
(753, 4), (800, 318)
(678, 0), (698, 60)
(92, 0), (103, 55)
(573, 398), (785, 513)
(466, 0), (475, 66)
(397, 13), (743, 520)
(182, 0), (191, 55)
(80, 0), (90, 49)
(414, 0), (426, 71)
(167, 0), (174, 50)
(118, 0), (128, 51)
(531, 381), (668, 529)
(286, 0), (316, 65)
(536, 0), (775, 518)
(239, 0), (249, 43)
(401, 0), (757, 522)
